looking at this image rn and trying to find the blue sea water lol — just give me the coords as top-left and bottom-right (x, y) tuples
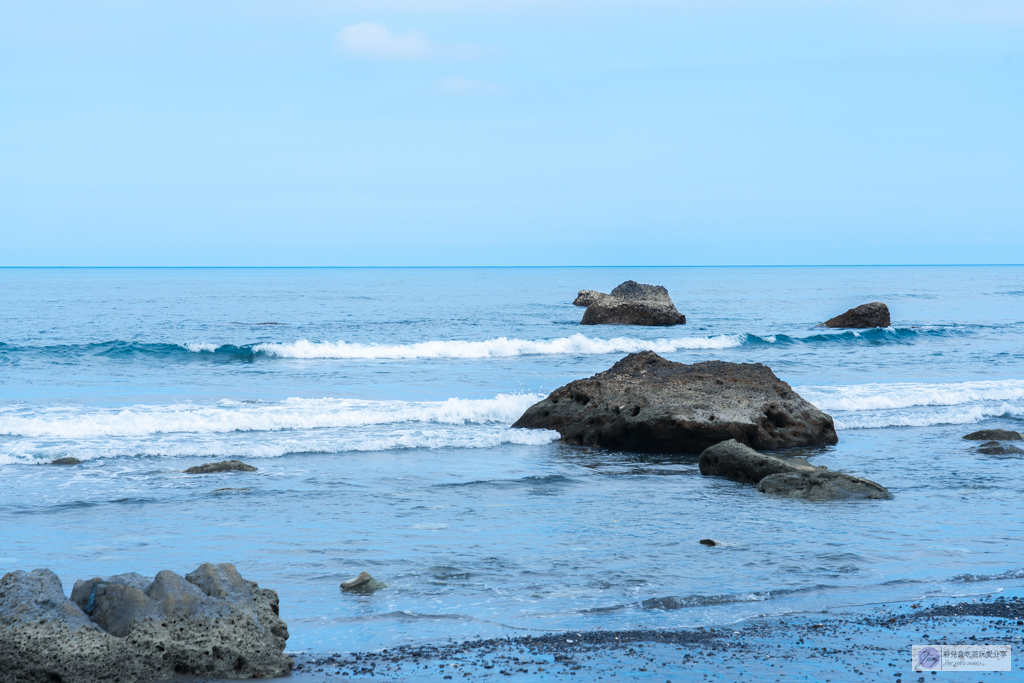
(2, 266), (1024, 654)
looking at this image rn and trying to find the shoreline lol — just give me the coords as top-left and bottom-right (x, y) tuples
(176, 591), (1024, 682)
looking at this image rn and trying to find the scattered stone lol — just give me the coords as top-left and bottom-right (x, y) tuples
(975, 440), (1024, 456)
(699, 439), (890, 500)
(578, 281), (686, 326)
(698, 539), (718, 547)
(573, 290), (607, 307)
(513, 352), (837, 453)
(341, 571), (387, 593)
(820, 302), (891, 328)
(963, 429), (1023, 441)
(0, 563), (291, 683)
(51, 457), (82, 465)
(184, 459), (258, 474)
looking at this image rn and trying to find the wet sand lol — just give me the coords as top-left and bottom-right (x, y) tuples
(177, 593), (1024, 682)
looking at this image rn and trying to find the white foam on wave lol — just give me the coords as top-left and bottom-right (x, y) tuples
(180, 342), (219, 353)
(0, 424), (559, 465)
(800, 379), (1024, 413)
(0, 394), (545, 440)
(798, 379), (1024, 429)
(249, 333), (745, 360)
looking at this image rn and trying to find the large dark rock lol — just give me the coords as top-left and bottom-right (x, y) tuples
(0, 563), (291, 683)
(185, 459), (258, 474)
(699, 439), (890, 501)
(578, 281), (686, 326)
(512, 351), (838, 453)
(964, 429), (1022, 441)
(820, 302), (891, 328)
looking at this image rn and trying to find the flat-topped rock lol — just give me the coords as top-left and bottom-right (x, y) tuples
(700, 439), (890, 501)
(820, 302), (890, 328)
(51, 457), (82, 466)
(964, 429), (1022, 441)
(185, 459), (258, 474)
(577, 281), (686, 326)
(0, 563), (291, 683)
(512, 352), (837, 453)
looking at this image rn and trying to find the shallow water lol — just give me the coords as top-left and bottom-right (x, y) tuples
(2, 266), (1024, 652)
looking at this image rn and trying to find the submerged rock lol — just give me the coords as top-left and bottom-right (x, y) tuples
(699, 439), (890, 501)
(757, 470), (891, 500)
(185, 459), (258, 474)
(975, 440), (1024, 456)
(698, 439), (818, 483)
(51, 457), (82, 466)
(820, 302), (891, 328)
(573, 290), (607, 307)
(0, 563), (291, 683)
(340, 571), (387, 593)
(512, 351), (837, 453)
(964, 429), (1023, 441)
(578, 281), (686, 326)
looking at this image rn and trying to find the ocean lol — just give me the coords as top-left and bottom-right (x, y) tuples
(1, 266), (1023, 654)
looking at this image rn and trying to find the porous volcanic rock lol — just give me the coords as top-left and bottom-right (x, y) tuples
(512, 351), (837, 453)
(0, 563), (291, 683)
(578, 281), (686, 326)
(964, 429), (1023, 441)
(700, 439), (890, 501)
(185, 459), (258, 474)
(573, 290), (607, 307)
(820, 302), (891, 328)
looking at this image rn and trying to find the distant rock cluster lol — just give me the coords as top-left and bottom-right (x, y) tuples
(573, 281), (686, 326)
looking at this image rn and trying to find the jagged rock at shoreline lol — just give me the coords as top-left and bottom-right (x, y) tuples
(185, 459), (258, 474)
(512, 351), (838, 453)
(51, 457), (82, 465)
(573, 290), (607, 307)
(0, 563), (291, 683)
(819, 302), (891, 328)
(975, 440), (1024, 456)
(964, 429), (1023, 441)
(577, 281), (686, 326)
(340, 571), (387, 593)
(699, 439), (890, 501)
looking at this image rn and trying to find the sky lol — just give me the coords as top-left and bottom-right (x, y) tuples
(0, 0), (1022, 266)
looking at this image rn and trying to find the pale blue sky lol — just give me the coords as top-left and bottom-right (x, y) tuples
(1, 0), (1022, 266)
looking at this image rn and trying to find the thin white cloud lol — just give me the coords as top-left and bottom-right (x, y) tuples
(336, 22), (432, 59)
(335, 22), (486, 60)
(433, 76), (504, 96)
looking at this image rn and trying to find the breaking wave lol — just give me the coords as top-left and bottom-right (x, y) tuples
(0, 394), (559, 464)
(798, 379), (1024, 429)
